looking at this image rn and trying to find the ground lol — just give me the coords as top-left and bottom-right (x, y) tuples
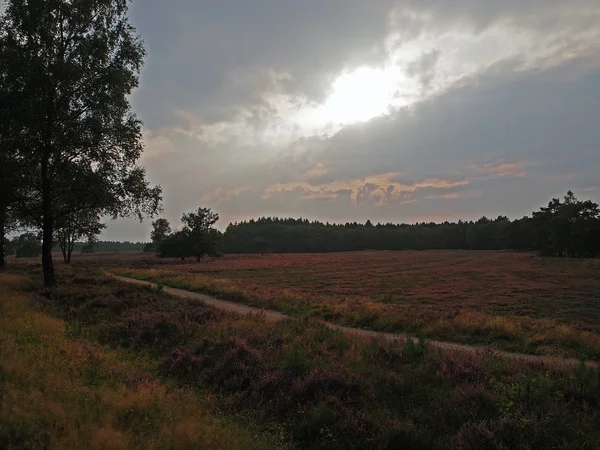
(113, 250), (600, 359)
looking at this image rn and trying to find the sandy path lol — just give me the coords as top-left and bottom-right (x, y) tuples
(110, 274), (597, 368)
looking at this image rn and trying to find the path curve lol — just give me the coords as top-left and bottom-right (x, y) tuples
(110, 274), (597, 368)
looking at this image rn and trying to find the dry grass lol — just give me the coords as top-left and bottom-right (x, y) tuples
(0, 274), (272, 450)
(112, 251), (600, 358)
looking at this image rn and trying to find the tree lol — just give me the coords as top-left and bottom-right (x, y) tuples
(181, 208), (219, 237)
(151, 218), (171, 247)
(81, 239), (98, 254)
(466, 224), (477, 250)
(220, 191), (599, 257)
(180, 207), (220, 262)
(14, 232), (41, 258)
(0, 28), (26, 271)
(56, 209), (106, 263)
(158, 207), (221, 262)
(532, 191), (600, 257)
(0, 0), (161, 287)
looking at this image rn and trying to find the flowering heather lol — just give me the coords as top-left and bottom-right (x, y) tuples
(8, 261), (600, 449)
(114, 250), (600, 359)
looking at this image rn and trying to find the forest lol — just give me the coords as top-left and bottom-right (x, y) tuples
(223, 191), (600, 257)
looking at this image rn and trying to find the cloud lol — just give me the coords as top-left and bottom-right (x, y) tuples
(468, 162), (527, 179)
(102, 1), (600, 239)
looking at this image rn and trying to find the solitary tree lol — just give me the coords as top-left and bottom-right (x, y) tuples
(56, 209), (106, 264)
(0, 0), (161, 286)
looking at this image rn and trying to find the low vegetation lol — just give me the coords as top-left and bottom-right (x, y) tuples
(113, 250), (600, 360)
(4, 261), (600, 449)
(0, 273), (273, 450)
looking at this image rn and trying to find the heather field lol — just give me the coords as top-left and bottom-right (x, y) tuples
(113, 251), (600, 359)
(3, 263), (600, 449)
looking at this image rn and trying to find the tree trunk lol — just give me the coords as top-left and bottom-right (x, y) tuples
(42, 210), (56, 287)
(41, 140), (56, 287)
(67, 239), (73, 264)
(196, 255), (200, 262)
(0, 203), (5, 272)
(61, 239), (68, 263)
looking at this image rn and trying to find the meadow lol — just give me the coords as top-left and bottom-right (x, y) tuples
(113, 250), (600, 360)
(2, 260), (600, 449)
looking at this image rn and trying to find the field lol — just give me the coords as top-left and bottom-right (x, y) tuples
(4, 259), (600, 449)
(113, 250), (600, 360)
(3, 251), (600, 449)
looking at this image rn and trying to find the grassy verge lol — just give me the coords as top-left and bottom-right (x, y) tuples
(0, 273), (274, 450)
(20, 264), (600, 449)
(110, 268), (600, 360)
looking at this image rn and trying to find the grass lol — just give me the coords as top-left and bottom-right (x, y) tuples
(0, 273), (275, 450)
(111, 251), (600, 360)
(7, 260), (600, 449)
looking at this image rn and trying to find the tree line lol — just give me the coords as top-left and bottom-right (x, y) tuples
(3, 235), (150, 259)
(0, 0), (161, 285)
(222, 191), (600, 257)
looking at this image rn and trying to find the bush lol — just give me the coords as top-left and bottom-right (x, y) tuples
(166, 338), (264, 395)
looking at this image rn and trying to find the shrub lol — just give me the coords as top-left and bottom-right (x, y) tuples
(282, 346), (312, 376)
(166, 338), (264, 395)
(439, 353), (486, 382)
(98, 309), (185, 352)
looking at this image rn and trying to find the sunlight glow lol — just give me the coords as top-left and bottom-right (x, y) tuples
(313, 66), (409, 125)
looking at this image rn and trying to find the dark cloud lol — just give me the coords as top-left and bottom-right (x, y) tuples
(130, 0), (395, 128)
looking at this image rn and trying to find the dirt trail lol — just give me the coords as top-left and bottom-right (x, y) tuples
(110, 274), (597, 368)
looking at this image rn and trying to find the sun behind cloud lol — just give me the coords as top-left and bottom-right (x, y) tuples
(312, 66), (411, 125)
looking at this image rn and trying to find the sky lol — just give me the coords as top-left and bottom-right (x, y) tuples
(104, 0), (600, 240)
